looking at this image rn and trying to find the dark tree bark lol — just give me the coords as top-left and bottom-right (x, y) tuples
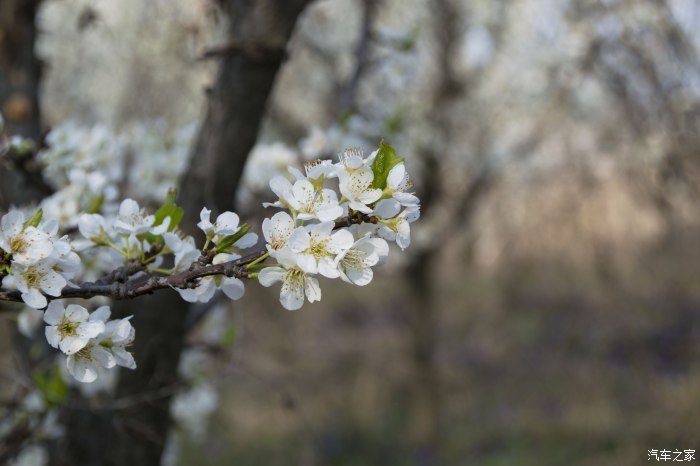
(180, 0), (312, 224)
(52, 2), (311, 465)
(0, 0), (47, 208)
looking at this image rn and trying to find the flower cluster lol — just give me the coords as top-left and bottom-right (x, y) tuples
(0, 210), (80, 309)
(0, 140), (419, 383)
(258, 142), (420, 310)
(43, 302), (136, 383)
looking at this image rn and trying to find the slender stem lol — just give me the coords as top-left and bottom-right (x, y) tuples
(245, 252), (269, 269)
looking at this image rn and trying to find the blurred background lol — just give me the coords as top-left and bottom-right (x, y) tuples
(1, 0), (700, 465)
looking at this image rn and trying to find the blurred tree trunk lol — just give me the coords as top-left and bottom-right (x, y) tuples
(404, 0), (462, 461)
(0, 0), (48, 208)
(52, 2), (310, 466)
(179, 0), (310, 224)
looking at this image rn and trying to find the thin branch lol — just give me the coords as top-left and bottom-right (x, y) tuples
(0, 213), (377, 306)
(0, 249), (264, 304)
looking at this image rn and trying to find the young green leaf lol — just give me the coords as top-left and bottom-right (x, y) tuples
(24, 208), (43, 228)
(371, 141), (404, 190)
(215, 223), (250, 253)
(153, 188), (184, 232)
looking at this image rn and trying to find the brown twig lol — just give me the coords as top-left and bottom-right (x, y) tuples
(0, 212), (376, 306)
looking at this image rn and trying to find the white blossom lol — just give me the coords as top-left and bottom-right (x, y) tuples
(113, 199), (155, 235)
(262, 211), (295, 253)
(163, 232), (200, 272)
(92, 308), (137, 370)
(258, 250), (321, 311)
(3, 259), (67, 309)
(266, 176), (343, 222)
(288, 222), (354, 278)
(335, 236), (389, 286)
(63, 306), (136, 383)
(289, 159), (336, 181)
(176, 253), (245, 303)
(0, 211), (54, 265)
(377, 206), (420, 250)
(43, 302), (105, 355)
(385, 163), (419, 207)
(336, 149), (383, 213)
(197, 207), (257, 248)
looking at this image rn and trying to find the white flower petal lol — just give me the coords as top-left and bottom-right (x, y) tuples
(347, 267), (373, 286)
(374, 199), (401, 219)
(304, 276), (321, 303)
(22, 289), (47, 309)
(296, 253), (317, 274)
(292, 180), (315, 206)
(91, 346), (116, 369)
(215, 212), (239, 235)
(280, 278), (304, 311)
(328, 229), (354, 253)
(90, 306), (111, 323)
(387, 163), (406, 188)
(318, 258), (340, 278)
(45, 325), (60, 348)
(316, 205), (343, 222)
(65, 304), (89, 322)
(78, 320), (106, 340)
(258, 267), (286, 287)
(67, 355), (98, 383)
(43, 301), (64, 324)
(60, 335), (89, 355)
(40, 270), (66, 297)
(221, 277), (245, 300)
(119, 199), (139, 218)
(235, 232), (258, 249)
(288, 228), (311, 252)
(113, 347), (136, 369)
(1, 210), (24, 238)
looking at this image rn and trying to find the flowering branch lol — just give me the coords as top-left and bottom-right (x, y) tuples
(0, 213), (377, 304)
(0, 140), (420, 384)
(0, 251), (255, 303)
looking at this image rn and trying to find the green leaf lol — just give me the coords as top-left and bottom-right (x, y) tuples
(370, 141), (404, 190)
(23, 208), (43, 228)
(221, 323), (237, 349)
(33, 366), (68, 407)
(153, 188), (184, 232)
(215, 224), (250, 253)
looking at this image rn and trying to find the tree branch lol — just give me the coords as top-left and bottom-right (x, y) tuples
(0, 212), (377, 306)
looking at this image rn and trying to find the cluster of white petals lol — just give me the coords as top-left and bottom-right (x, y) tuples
(0, 211), (79, 309)
(0, 132), (419, 383)
(258, 143), (420, 310)
(43, 302), (136, 383)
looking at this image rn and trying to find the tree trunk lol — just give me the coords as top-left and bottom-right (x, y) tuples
(0, 0), (47, 208)
(52, 2), (310, 465)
